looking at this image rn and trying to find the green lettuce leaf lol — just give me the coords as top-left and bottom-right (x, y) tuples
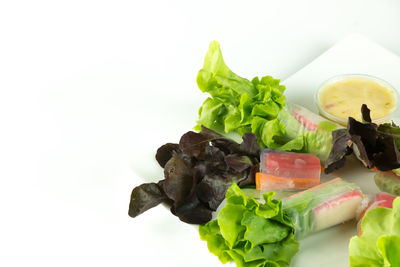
(196, 41), (256, 103)
(349, 197), (400, 267)
(199, 183), (299, 267)
(195, 41), (286, 137)
(195, 97), (226, 132)
(195, 41), (338, 164)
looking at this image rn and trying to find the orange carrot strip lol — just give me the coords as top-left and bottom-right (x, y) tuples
(256, 172), (320, 190)
(256, 172), (261, 190)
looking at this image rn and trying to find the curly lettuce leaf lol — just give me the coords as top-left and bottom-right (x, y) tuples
(197, 41), (257, 101)
(374, 171), (400, 196)
(195, 41), (337, 164)
(195, 41), (286, 136)
(199, 183), (299, 267)
(349, 197), (400, 267)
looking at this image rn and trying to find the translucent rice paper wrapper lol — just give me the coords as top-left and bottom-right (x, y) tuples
(257, 149), (321, 191)
(277, 102), (341, 165)
(282, 178), (364, 239)
(240, 187), (297, 201)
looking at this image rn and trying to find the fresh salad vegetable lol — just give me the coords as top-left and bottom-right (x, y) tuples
(282, 178), (363, 239)
(128, 126), (260, 224)
(199, 183), (299, 267)
(326, 104), (400, 173)
(357, 192), (397, 235)
(195, 41), (339, 164)
(349, 197), (400, 267)
(374, 171), (400, 196)
(195, 41), (286, 136)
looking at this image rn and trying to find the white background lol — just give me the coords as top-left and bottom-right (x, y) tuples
(1, 1), (400, 266)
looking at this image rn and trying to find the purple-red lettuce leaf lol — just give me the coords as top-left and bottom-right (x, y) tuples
(128, 181), (167, 218)
(361, 104), (372, 123)
(348, 115), (400, 171)
(326, 104), (400, 173)
(171, 191), (212, 224)
(196, 171), (249, 211)
(179, 131), (209, 158)
(239, 132), (261, 157)
(128, 126), (260, 224)
(324, 128), (352, 174)
(163, 155), (194, 205)
(372, 134), (400, 171)
(224, 154), (254, 173)
(203, 146), (227, 173)
(155, 143), (181, 168)
(348, 117), (378, 148)
(238, 163), (259, 187)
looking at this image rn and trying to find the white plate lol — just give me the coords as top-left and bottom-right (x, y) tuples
(130, 34), (400, 267)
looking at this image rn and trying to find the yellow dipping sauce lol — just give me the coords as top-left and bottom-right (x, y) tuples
(317, 76), (397, 123)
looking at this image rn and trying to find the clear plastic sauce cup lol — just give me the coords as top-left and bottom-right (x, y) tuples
(315, 74), (398, 126)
